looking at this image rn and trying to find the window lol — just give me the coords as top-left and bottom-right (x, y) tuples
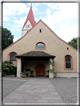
(36, 43), (45, 49)
(7, 52), (17, 62)
(10, 53), (16, 61)
(65, 56), (71, 68)
(67, 47), (69, 50)
(40, 29), (41, 33)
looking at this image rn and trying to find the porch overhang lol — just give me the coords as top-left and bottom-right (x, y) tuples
(16, 51), (56, 60)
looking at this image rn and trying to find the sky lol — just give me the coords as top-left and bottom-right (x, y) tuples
(3, 2), (78, 43)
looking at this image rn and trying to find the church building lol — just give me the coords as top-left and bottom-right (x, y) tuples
(3, 4), (78, 78)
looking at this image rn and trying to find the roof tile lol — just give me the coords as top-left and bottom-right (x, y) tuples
(16, 51), (55, 58)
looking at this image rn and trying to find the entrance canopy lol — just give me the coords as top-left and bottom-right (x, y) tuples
(16, 51), (56, 60)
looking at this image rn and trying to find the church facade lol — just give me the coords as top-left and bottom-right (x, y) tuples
(3, 5), (78, 78)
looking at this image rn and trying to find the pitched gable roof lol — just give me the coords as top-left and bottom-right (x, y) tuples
(16, 51), (55, 57)
(39, 20), (78, 52)
(22, 4), (36, 30)
(3, 19), (78, 52)
(16, 51), (55, 59)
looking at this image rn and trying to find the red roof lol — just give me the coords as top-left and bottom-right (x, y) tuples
(22, 4), (36, 30)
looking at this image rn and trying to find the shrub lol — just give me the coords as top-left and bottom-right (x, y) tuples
(2, 60), (13, 74)
(30, 70), (34, 74)
(30, 75), (34, 77)
(46, 75), (49, 77)
(26, 73), (28, 77)
(54, 71), (57, 78)
(22, 73), (26, 78)
(2, 60), (17, 77)
(11, 66), (17, 76)
(2, 72), (6, 77)
(23, 73), (26, 76)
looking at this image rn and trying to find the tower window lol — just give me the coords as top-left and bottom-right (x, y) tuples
(40, 29), (41, 33)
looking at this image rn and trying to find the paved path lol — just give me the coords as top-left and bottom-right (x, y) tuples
(3, 77), (26, 98)
(3, 78), (64, 104)
(49, 78), (77, 103)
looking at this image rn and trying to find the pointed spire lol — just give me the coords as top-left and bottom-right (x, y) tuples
(22, 4), (36, 30)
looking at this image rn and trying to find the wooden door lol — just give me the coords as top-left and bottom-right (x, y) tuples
(36, 64), (44, 76)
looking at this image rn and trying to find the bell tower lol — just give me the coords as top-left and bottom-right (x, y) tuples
(22, 4), (36, 36)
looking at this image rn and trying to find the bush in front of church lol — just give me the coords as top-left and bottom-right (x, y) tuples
(2, 60), (17, 77)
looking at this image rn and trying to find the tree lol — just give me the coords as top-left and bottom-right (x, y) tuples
(2, 28), (14, 50)
(78, 37), (80, 51)
(68, 37), (80, 51)
(68, 38), (77, 50)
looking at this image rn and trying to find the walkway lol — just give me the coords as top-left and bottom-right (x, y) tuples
(3, 78), (64, 104)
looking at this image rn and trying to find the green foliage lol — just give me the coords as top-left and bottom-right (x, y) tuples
(26, 73), (28, 77)
(2, 72), (6, 77)
(49, 60), (55, 67)
(48, 60), (55, 73)
(68, 37), (80, 51)
(22, 73), (29, 77)
(49, 68), (55, 72)
(46, 75), (49, 77)
(2, 28), (14, 50)
(12, 66), (17, 76)
(22, 73), (26, 76)
(30, 75), (34, 77)
(30, 70), (34, 75)
(2, 60), (17, 76)
(2, 60), (13, 74)
(48, 60), (57, 78)
(68, 38), (77, 49)
(54, 71), (57, 78)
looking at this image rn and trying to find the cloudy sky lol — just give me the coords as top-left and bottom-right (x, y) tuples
(3, 2), (78, 43)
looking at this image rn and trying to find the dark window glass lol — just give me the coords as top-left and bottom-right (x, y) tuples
(65, 56), (71, 62)
(40, 29), (41, 32)
(66, 63), (71, 68)
(65, 56), (71, 68)
(37, 43), (44, 49)
(10, 53), (16, 61)
(67, 47), (69, 50)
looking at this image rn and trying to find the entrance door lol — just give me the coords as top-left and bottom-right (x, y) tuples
(36, 64), (44, 76)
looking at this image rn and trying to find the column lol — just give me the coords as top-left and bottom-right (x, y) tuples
(49, 58), (53, 69)
(49, 58), (54, 78)
(17, 58), (21, 77)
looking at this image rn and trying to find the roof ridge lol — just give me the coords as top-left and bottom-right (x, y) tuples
(16, 51), (56, 59)
(39, 19), (78, 52)
(3, 19), (79, 53)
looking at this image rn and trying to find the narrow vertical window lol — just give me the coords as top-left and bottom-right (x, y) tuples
(40, 29), (41, 33)
(65, 56), (71, 68)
